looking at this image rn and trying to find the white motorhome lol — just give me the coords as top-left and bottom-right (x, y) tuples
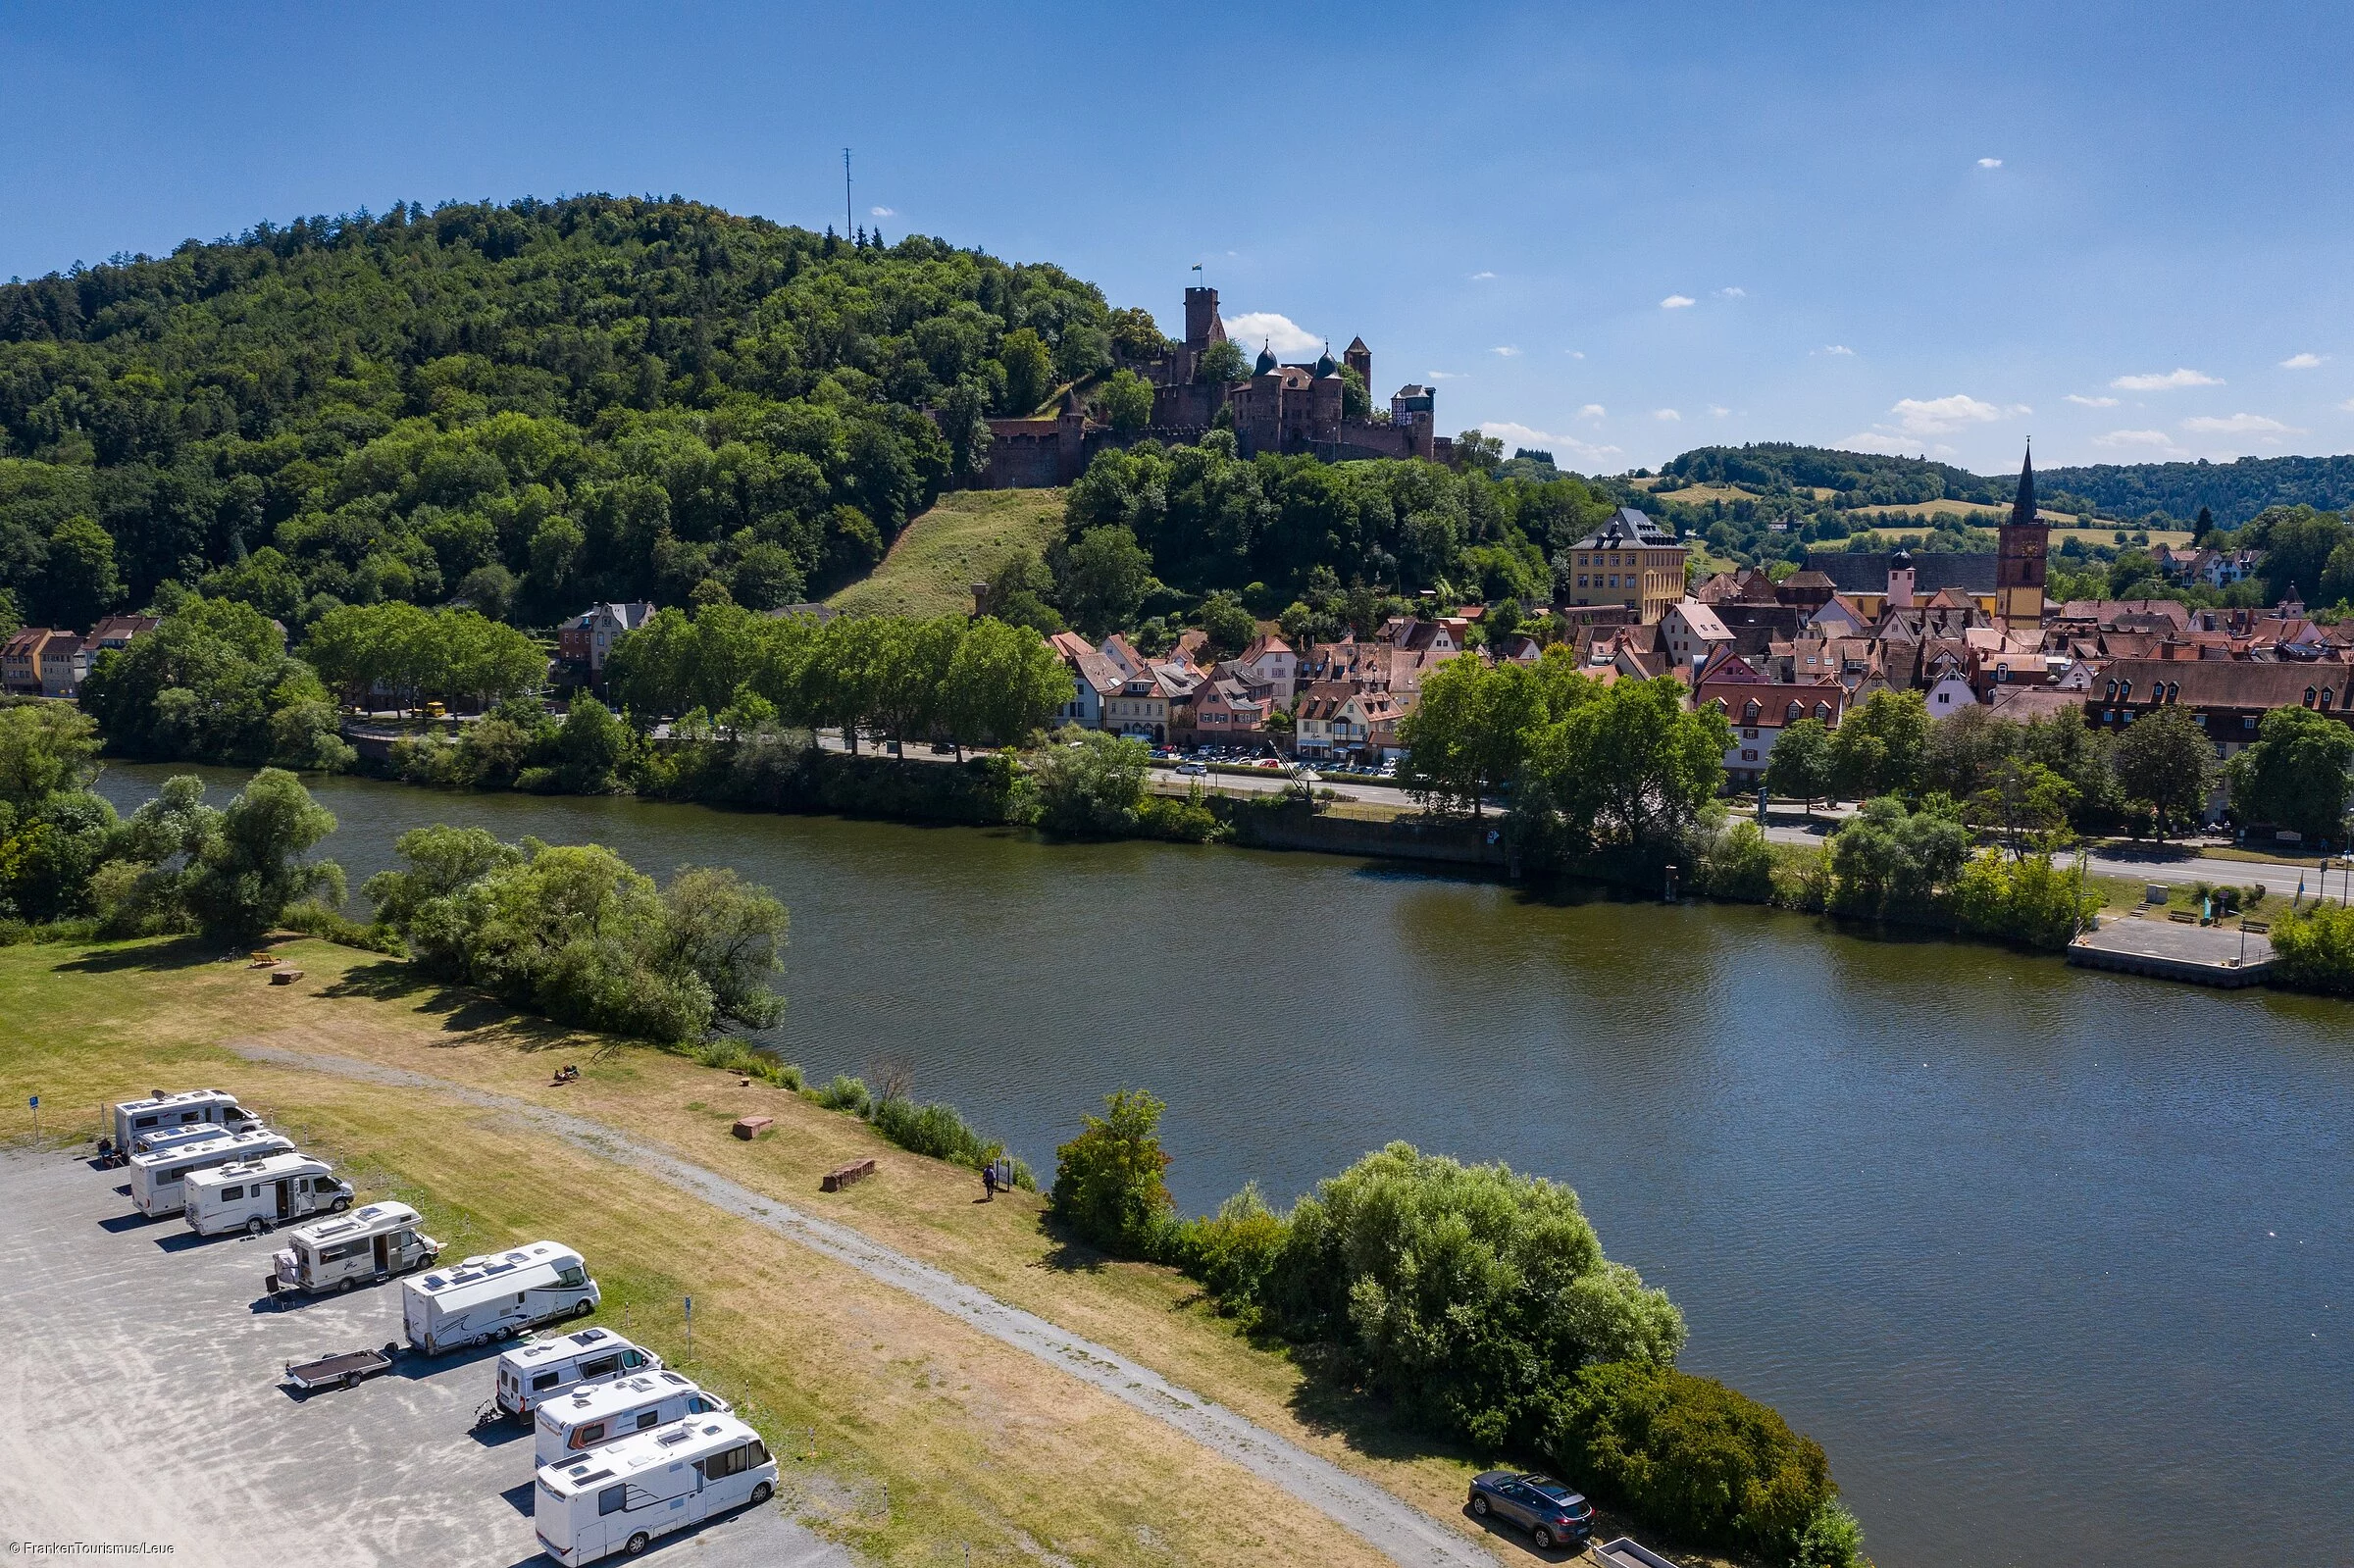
(269, 1202), (441, 1296)
(182, 1152), (352, 1237)
(496, 1326), (661, 1419)
(133, 1120), (256, 1157)
(534, 1372), (731, 1466)
(128, 1130), (295, 1217)
(400, 1240), (599, 1355)
(533, 1414), (775, 1565)
(112, 1088), (260, 1150)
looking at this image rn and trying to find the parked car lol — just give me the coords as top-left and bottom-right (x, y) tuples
(1467, 1471), (1594, 1550)
(1176, 761), (1208, 777)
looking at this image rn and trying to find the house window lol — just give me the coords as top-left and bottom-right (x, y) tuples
(2305, 687), (2317, 708)
(2165, 683), (2178, 704)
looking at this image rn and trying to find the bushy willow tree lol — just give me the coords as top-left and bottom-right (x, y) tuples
(79, 596), (354, 771)
(303, 601), (546, 712)
(365, 825), (787, 1043)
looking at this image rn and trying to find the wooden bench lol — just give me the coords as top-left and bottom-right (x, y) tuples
(2167, 910), (2198, 924)
(821, 1157), (877, 1192)
(731, 1116), (774, 1140)
(269, 969), (304, 985)
(2240, 919), (2271, 934)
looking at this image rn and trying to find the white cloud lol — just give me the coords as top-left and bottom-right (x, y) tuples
(1468, 270), (1496, 280)
(1837, 431), (1953, 457)
(1426, 370), (1466, 380)
(1661, 294), (1696, 310)
(1709, 405), (1731, 417)
(2111, 367), (2221, 390)
(1716, 286), (1746, 298)
(1578, 404), (1607, 419)
(869, 205), (896, 217)
(1889, 393), (2012, 435)
(1654, 408), (1682, 422)
(1224, 312), (1322, 357)
(2180, 412), (2302, 434)
(2066, 393), (2122, 407)
(1477, 422), (1622, 464)
(1818, 344), (1855, 357)
(2280, 352), (2327, 370)
(1976, 157), (2003, 168)
(1490, 345), (1521, 357)
(1565, 350), (1586, 359)
(2340, 398), (2354, 413)
(2093, 429), (2177, 449)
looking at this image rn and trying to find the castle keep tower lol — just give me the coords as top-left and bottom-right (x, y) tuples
(1996, 443), (2048, 629)
(1344, 335), (1371, 396)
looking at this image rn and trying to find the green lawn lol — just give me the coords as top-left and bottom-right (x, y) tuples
(828, 488), (1067, 619)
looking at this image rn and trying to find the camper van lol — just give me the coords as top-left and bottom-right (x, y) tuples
(400, 1240), (599, 1355)
(533, 1414), (775, 1565)
(133, 1120), (260, 1157)
(495, 1327), (661, 1419)
(128, 1130), (296, 1218)
(112, 1088), (260, 1151)
(269, 1202), (441, 1295)
(182, 1152), (352, 1237)
(534, 1372), (731, 1466)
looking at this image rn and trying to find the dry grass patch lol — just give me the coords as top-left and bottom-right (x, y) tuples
(828, 489), (1067, 620)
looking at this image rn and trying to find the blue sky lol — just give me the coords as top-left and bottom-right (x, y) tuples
(4, 0), (2349, 477)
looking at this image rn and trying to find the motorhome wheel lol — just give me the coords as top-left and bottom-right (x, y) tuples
(572, 1299), (593, 1318)
(624, 1532), (650, 1556)
(338, 1277), (355, 1293)
(750, 1482), (773, 1506)
(246, 1217), (267, 1237)
(492, 1326), (512, 1342)
(330, 1195), (350, 1212)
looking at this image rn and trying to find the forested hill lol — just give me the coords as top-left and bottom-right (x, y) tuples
(2030, 454), (2354, 527)
(1663, 441), (2354, 528)
(0, 196), (1118, 631)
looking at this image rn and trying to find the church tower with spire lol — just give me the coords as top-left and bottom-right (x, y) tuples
(1996, 442), (2048, 629)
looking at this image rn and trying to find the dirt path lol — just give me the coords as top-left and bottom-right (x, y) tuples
(230, 1043), (1498, 1568)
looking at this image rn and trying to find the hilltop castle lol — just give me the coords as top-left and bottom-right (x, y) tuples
(974, 285), (1452, 487)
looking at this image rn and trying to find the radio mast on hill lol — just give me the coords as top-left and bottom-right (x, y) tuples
(844, 148), (852, 237)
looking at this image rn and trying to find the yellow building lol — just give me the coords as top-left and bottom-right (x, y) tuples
(1563, 508), (1690, 625)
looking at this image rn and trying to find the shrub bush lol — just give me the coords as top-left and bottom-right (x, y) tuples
(1951, 850), (2100, 949)
(2270, 903), (2354, 994)
(280, 897), (404, 954)
(872, 1094), (993, 1167)
(1264, 1142), (1685, 1449)
(687, 1038), (802, 1090)
(1546, 1360), (1835, 1559)
(1691, 821), (1776, 902)
(812, 1074), (874, 1115)
(1050, 1088), (1175, 1254)
(1167, 1183), (1288, 1309)
(1136, 788), (1225, 843)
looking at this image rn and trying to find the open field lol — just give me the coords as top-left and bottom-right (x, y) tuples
(2047, 525), (2196, 550)
(0, 936), (1762, 1566)
(827, 488), (1066, 619)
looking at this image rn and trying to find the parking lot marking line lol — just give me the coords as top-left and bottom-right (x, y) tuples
(225, 1042), (1498, 1568)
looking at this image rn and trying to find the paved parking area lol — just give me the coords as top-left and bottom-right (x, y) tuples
(0, 1149), (847, 1568)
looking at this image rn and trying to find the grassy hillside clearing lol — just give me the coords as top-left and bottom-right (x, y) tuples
(827, 489), (1067, 619)
(4, 935), (1740, 1565)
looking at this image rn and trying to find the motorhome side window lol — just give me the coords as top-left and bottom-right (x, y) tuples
(577, 1423), (607, 1446)
(532, 1372), (561, 1392)
(702, 1442), (767, 1479)
(596, 1485), (627, 1517)
(221, 1186), (244, 1201)
(580, 1354), (621, 1380)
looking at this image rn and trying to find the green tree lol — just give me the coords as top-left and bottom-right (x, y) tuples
(2111, 704), (2215, 838)
(1194, 338), (1248, 382)
(982, 550), (1064, 636)
(1965, 758), (2080, 856)
(1106, 307), (1172, 362)
(0, 703), (101, 810)
(1194, 589), (1256, 660)
(177, 769), (345, 943)
(2228, 706), (2354, 839)
(37, 515), (123, 629)
(1267, 1142), (1684, 1449)
(2244, 505), (2352, 602)
(1050, 1088), (1174, 1255)
(1399, 657), (1547, 819)
(1031, 728), (1147, 835)
(1054, 525), (1155, 637)
(1828, 689), (1929, 800)
(557, 696), (631, 792)
(1538, 676), (1730, 845)
(1338, 365), (1370, 419)
(998, 328), (1054, 414)
(2270, 903), (2354, 994)
(943, 618), (1071, 755)
(1765, 718), (1836, 812)
(1098, 369), (1154, 434)
(1826, 795), (1970, 917)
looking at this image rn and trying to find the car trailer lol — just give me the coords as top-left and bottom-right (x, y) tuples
(284, 1342), (399, 1392)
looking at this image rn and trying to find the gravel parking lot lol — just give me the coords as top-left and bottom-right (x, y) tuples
(0, 1148), (847, 1568)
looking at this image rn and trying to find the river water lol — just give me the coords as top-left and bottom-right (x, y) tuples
(92, 764), (2352, 1567)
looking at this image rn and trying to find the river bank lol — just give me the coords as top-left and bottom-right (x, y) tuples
(77, 763), (2354, 1568)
